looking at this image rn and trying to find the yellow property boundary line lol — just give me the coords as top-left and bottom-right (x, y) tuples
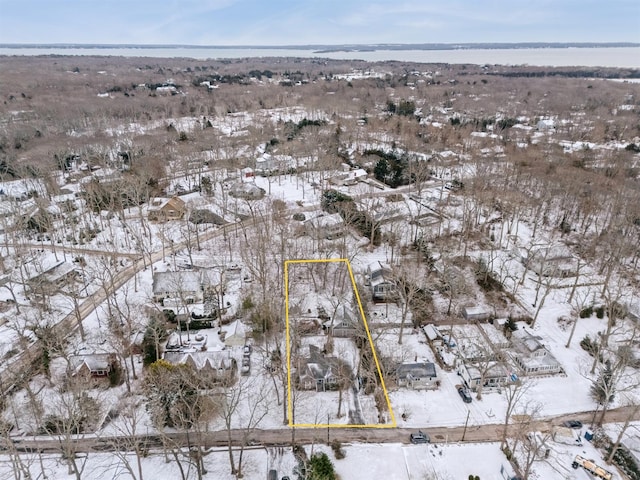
(284, 258), (396, 428)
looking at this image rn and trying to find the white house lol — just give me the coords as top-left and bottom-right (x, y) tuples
(526, 244), (579, 278)
(304, 213), (345, 240)
(152, 269), (223, 306)
(458, 362), (510, 392)
(510, 328), (562, 376)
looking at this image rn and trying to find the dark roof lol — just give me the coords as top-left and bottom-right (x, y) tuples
(396, 362), (437, 379)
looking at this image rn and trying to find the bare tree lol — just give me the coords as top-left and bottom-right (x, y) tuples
(500, 379), (531, 450)
(103, 396), (147, 480)
(218, 376), (272, 477)
(606, 397), (640, 465)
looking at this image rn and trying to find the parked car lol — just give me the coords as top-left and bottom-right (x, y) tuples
(562, 420), (583, 430)
(409, 431), (430, 444)
(458, 386), (473, 403)
(243, 345), (252, 355)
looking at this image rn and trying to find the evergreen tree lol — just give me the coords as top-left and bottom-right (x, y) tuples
(307, 452), (337, 480)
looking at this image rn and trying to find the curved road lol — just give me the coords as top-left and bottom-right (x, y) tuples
(0, 218), (254, 394)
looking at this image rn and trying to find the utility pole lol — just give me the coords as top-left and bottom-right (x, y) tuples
(462, 409), (470, 441)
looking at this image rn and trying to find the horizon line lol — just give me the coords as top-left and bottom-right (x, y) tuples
(1, 41), (639, 50)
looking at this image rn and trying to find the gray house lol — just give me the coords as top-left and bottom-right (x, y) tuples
(395, 362), (438, 390)
(229, 182), (265, 200)
(366, 261), (397, 302)
(324, 306), (360, 337)
(296, 345), (352, 392)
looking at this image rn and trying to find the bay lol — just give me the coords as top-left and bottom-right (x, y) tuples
(0, 46), (638, 68)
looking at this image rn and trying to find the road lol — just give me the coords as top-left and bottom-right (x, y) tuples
(1, 187), (633, 457)
(0, 189), (405, 394)
(0, 218), (255, 395)
(7, 405), (640, 455)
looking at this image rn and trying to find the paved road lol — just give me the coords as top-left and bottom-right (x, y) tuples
(6, 405), (639, 455)
(0, 218), (255, 395)
(5, 242), (142, 259)
(0, 190), (406, 394)
(2, 187), (633, 457)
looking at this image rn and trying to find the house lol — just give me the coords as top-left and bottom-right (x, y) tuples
(69, 354), (113, 379)
(395, 362), (438, 390)
(296, 345), (351, 392)
(255, 153), (280, 176)
(153, 270), (202, 304)
(147, 196), (186, 222)
(0, 178), (47, 202)
(323, 306), (360, 337)
(26, 261), (79, 296)
(461, 306), (492, 322)
(328, 168), (368, 186)
(156, 85), (177, 95)
(163, 350), (237, 383)
(240, 167), (255, 180)
(458, 362), (510, 392)
(366, 261), (397, 301)
(228, 182), (266, 200)
(536, 118), (556, 131)
(510, 328), (562, 375)
(370, 206), (405, 225)
(525, 244), (578, 278)
(304, 213), (345, 240)
(482, 323), (511, 349)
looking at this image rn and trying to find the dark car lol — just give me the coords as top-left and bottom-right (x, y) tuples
(409, 430), (430, 444)
(458, 386), (473, 403)
(562, 420), (583, 429)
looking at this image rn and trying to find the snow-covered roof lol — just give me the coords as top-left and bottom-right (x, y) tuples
(368, 261), (393, 285)
(26, 261), (77, 285)
(163, 350), (234, 370)
(152, 271), (202, 295)
(70, 354), (111, 374)
(396, 362), (437, 379)
(0, 178), (46, 200)
(305, 212), (344, 230)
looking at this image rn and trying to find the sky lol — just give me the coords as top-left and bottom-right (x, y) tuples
(0, 0), (638, 46)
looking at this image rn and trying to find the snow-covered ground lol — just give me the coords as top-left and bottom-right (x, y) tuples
(1, 437), (626, 479)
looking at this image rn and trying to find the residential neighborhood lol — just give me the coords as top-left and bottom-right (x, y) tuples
(0, 43), (639, 480)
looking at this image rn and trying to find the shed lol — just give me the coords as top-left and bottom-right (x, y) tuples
(461, 306), (491, 322)
(423, 324), (439, 341)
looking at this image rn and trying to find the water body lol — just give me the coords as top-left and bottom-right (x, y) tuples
(0, 46), (639, 68)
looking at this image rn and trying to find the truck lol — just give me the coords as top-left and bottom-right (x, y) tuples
(571, 455), (612, 480)
(552, 425), (583, 446)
